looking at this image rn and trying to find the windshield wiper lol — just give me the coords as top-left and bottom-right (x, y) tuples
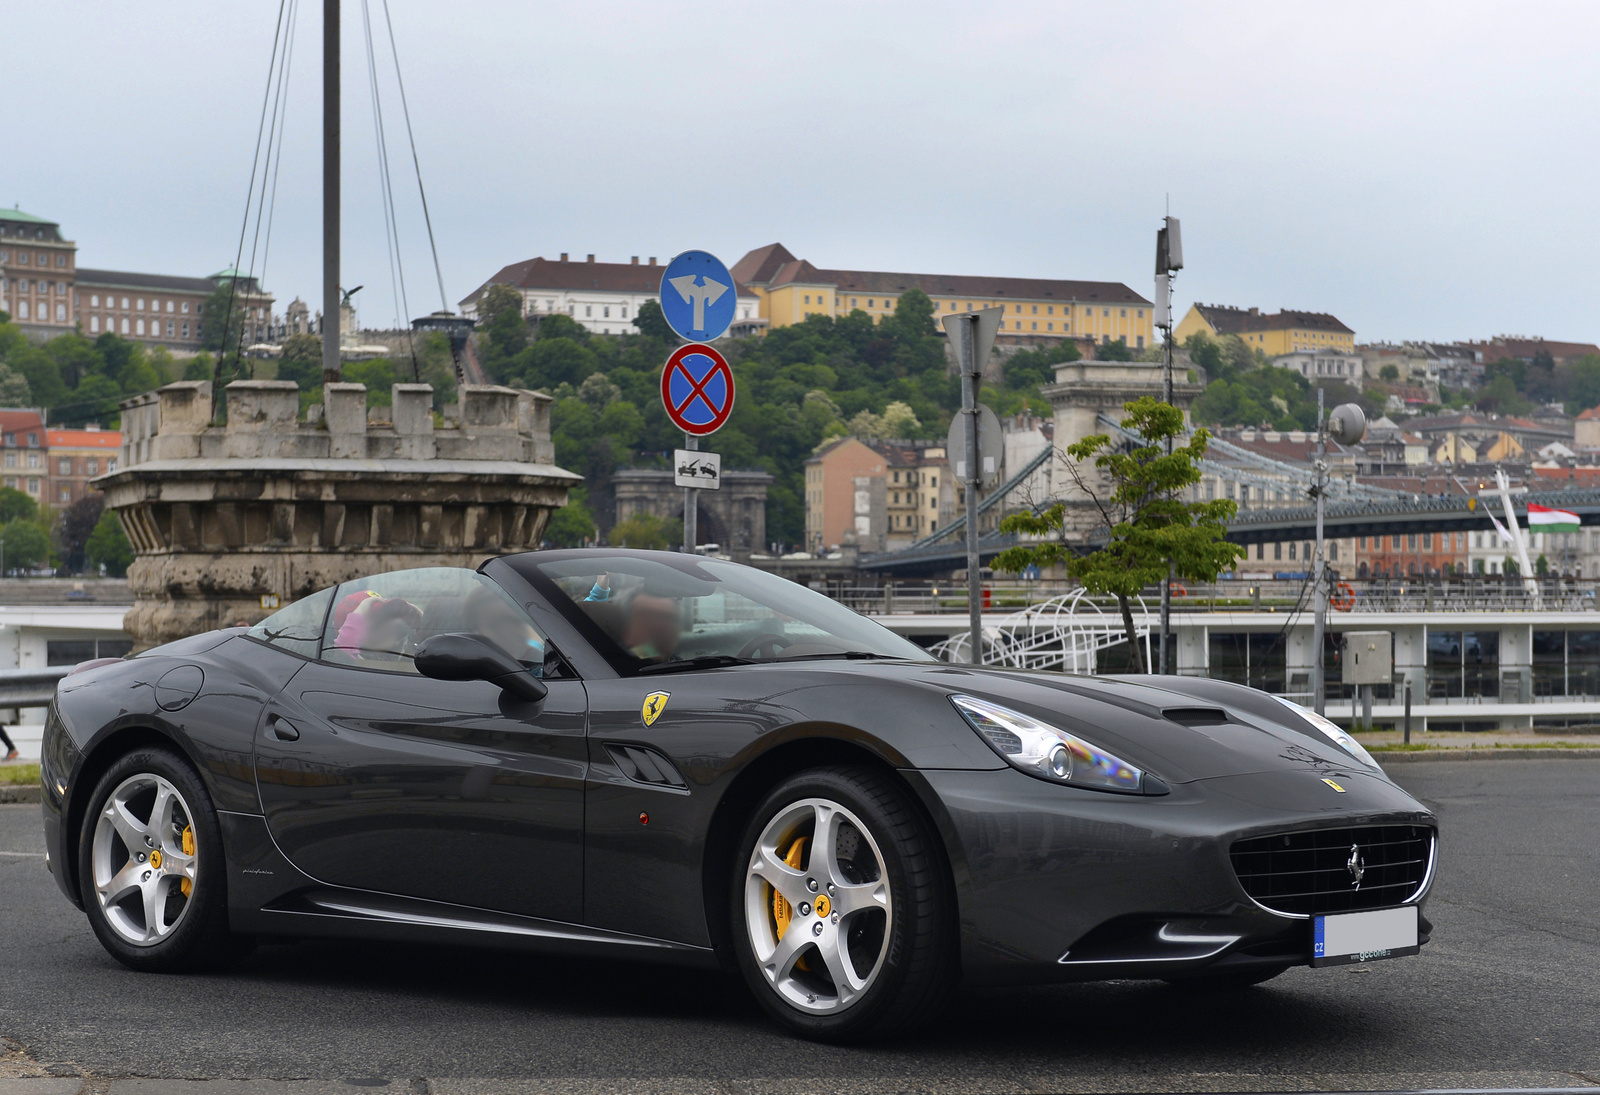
(780, 650), (900, 661)
(636, 655), (755, 675)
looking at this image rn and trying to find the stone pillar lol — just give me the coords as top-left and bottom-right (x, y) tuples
(152, 382), (213, 460)
(223, 380), (300, 458)
(324, 383), (368, 459)
(392, 384), (436, 460)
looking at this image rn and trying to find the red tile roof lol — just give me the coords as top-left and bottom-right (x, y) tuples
(0, 410), (45, 435)
(46, 428), (120, 449)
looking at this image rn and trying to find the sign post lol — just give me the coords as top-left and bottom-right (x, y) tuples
(941, 308), (1004, 665)
(659, 340), (736, 555)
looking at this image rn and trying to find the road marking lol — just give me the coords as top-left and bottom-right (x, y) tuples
(0, 850), (45, 858)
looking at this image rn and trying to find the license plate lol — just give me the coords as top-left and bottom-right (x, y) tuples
(1312, 905), (1419, 967)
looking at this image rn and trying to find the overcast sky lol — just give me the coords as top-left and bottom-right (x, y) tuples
(5, 1), (1597, 344)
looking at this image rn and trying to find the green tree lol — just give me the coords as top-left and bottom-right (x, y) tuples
(85, 510), (134, 577)
(544, 489), (597, 547)
(0, 519), (54, 573)
(59, 495), (104, 573)
(198, 281), (250, 354)
(475, 283), (530, 382)
(993, 398), (1244, 670)
(632, 299), (677, 343)
(607, 512), (680, 550)
(1378, 364), (1400, 381)
(277, 332), (324, 389)
(0, 487), (37, 524)
(1096, 338), (1133, 361)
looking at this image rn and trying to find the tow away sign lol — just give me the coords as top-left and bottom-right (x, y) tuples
(674, 449), (721, 490)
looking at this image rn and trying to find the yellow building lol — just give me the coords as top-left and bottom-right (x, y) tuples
(1175, 303), (1355, 357)
(732, 243), (1154, 349)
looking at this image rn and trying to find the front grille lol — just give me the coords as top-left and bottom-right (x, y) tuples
(1230, 824), (1434, 916)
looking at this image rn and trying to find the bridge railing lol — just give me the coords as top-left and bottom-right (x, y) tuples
(827, 576), (1598, 616)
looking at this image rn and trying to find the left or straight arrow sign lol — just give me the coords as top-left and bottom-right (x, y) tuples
(660, 250), (737, 342)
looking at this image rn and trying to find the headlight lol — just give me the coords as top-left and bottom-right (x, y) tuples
(949, 694), (1158, 794)
(1272, 695), (1382, 770)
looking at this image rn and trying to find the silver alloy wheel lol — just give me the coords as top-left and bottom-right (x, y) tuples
(744, 797), (892, 1014)
(91, 772), (198, 947)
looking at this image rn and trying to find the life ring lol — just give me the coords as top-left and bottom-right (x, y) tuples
(1330, 581), (1356, 612)
(1171, 583), (1188, 597)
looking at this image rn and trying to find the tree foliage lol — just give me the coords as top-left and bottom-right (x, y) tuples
(992, 397), (1244, 670)
(86, 509), (134, 577)
(0, 487), (37, 524)
(0, 314), (179, 427)
(0, 518), (54, 573)
(608, 512), (680, 550)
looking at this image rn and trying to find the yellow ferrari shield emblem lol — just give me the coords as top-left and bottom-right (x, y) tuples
(642, 691), (670, 726)
(1322, 777), (1347, 793)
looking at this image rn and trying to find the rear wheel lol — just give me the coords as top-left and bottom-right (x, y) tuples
(76, 746), (251, 972)
(731, 765), (955, 1043)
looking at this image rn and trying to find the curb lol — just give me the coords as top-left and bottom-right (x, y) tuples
(1376, 747), (1600, 763)
(0, 785), (40, 804)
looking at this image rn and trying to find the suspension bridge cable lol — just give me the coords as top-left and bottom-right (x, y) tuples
(216, 0), (290, 409)
(237, 0), (301, 370)
(380, 0), (450, 314)
(361, 0), (420, 380)
(255, 0), (301, 328)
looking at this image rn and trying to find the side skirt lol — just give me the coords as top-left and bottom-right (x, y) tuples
(218, 811), (717, 970)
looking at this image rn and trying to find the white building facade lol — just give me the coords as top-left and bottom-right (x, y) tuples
(461, 253), (761, 338)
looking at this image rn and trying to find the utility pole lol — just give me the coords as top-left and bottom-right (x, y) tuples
(960, 317), (982, 665)
(322, 0), (341, 387)
(1154, 215), (1182, 673)
(1311, 388), (1328, 714)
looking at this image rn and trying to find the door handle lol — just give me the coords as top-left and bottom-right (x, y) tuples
(270, 717), (300, 742)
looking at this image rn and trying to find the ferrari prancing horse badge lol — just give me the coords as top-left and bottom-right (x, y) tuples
(642, 691), (670, 726)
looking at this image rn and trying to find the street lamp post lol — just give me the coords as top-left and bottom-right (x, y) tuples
(1154, 215), (1182, 673)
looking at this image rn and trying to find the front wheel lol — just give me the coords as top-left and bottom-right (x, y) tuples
(76, 746), (252, 972)
(731, 765), (956, 1042)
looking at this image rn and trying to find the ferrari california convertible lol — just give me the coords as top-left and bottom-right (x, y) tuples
(41, 549), (1437, 1041)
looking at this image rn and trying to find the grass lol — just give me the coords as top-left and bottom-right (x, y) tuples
(0, 762), (40, 785)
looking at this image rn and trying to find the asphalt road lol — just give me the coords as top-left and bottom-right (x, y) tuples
(2, 760), (1597, 1095)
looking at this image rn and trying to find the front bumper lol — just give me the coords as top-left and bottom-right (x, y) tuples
(915, 765), (1435, 987)
(39, 702), (85, 910)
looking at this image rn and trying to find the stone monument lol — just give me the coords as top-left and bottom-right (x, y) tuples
(100, 379), (579, 647)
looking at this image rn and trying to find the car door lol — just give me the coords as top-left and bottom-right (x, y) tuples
(253, 567), (587, 923)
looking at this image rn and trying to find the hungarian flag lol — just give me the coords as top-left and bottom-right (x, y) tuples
(1527, 504), (1580, 534)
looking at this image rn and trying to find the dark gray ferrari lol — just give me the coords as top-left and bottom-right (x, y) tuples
(40, 549), (1436, 1042)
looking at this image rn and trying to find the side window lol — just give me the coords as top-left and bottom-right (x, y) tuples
(246, 587), (334, 659)
(320, 567), (550, 675)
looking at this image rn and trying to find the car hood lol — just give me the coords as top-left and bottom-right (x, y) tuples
(884, 661), (1382, 785)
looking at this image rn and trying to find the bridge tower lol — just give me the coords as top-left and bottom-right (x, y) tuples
(1042, 359), (1204, 534)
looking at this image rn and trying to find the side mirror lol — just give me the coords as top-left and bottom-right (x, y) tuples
(414, 633), (548, 703)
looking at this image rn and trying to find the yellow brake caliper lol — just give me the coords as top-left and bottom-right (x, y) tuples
(180, 826), (195, 896)
(771, 835), (810, 970)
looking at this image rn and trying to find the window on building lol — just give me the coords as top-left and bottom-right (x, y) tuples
(26, 477), (38, 494)
(584, 306), (591, 317)
(1031, 305), (1037, 314)
(58, 458), (71, 475)
(1329, 541), (1339, 560)
(182, 301), (190, 314)
(58, 486), (70, 503)
(166, 300), (174, 313)
(165, 320), (174, 337)
(136, 298), (144, 310)
(16, 302), (26, 320)
(182, 322), (189, 338)
(87, 458), (98, 475)
(1209, 632), (1287, 693)
(1274, 542), (1282, 560)
(89, 315), (99, 333)
(56, 303), (65, 321)
(1407, 534), (1418, 551)
(121, 297), (129, 309)
(27, 433), (37, 448)
(17, 252), (27, 265)
(1427, 630), (1499, 700)
(1391, 534), (1401, 549)
(136, 319), (145, 335)
(1289, 542), (1297, 560)
(1359, 536), (1367, 549)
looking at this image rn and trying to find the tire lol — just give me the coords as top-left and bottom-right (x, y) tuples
(730, 765), (956, 1043)
(1164, 963), (1290, 991)
(76, 745), (252, 972)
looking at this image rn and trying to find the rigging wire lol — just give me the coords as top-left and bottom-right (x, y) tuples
(253, 0), (301, 330)
(236, 0), (301, 372)
(380, 0), (450, 315)
(215, 0), (291, 414)
(361, 0), (420, 380)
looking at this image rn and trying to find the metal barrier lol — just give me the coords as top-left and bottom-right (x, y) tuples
(824, 577), (1599, 616)
(0, 667), (73, 708)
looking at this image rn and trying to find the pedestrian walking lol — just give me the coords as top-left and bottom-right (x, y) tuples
(0, 723), (17, 762)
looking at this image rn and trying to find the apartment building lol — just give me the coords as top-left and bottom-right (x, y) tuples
(1175, 303), (1355, 356)
(460, 253), (763, 337)
(733, 243), (1153, 349)
(805, 436), (953, 552)
(46, 427), (121, 506)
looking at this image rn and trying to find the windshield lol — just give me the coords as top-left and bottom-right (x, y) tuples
(519, 552), (933, 672)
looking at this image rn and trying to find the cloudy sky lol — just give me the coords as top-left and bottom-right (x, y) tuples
(5, 1), (1596, 343)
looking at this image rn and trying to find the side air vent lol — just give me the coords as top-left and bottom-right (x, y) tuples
(1164, 707), (1231, 727)
(605, 743), (688, 791)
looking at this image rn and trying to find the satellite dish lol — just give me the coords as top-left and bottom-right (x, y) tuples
(1327, 403), (1367, 446)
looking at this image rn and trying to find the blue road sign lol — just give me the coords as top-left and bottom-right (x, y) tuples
(659, 250), (737, 342)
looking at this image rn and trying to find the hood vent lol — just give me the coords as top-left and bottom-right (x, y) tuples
(1164, 707), (1231, 727)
